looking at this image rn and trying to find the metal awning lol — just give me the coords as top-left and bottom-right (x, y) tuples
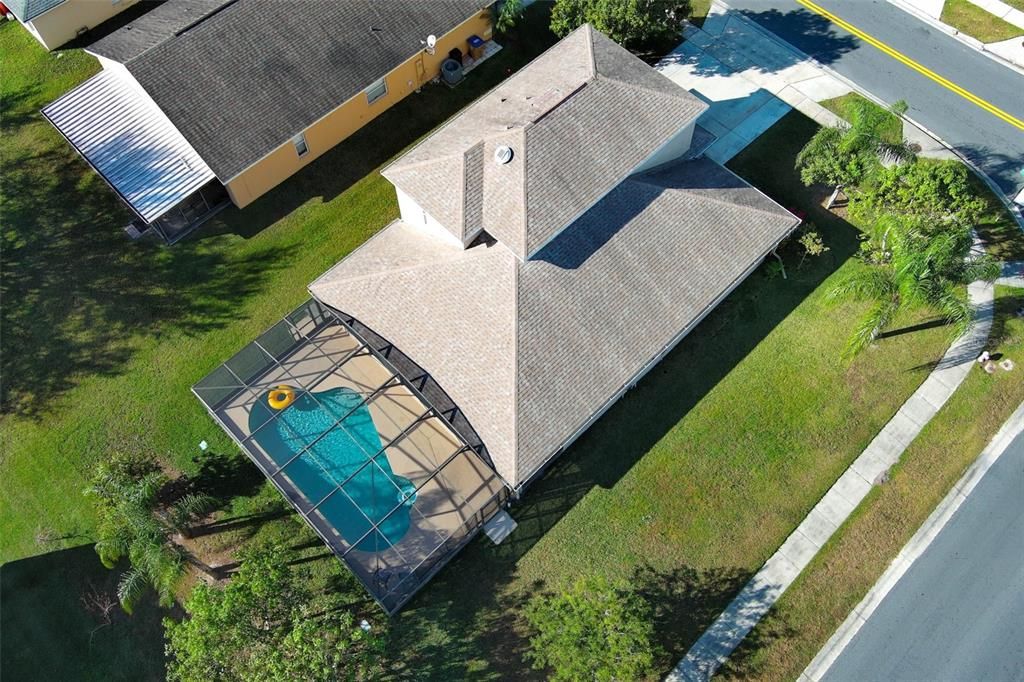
(42, 70), (215, 223)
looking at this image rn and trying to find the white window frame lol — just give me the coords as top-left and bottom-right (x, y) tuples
(365, 77), (388, 105)
(292, 133), (309, 157)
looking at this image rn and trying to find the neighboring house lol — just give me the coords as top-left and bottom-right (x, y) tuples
(2, 0), (140, 50)
(41, 0), (494, 242)
(195, 25), (800, 613)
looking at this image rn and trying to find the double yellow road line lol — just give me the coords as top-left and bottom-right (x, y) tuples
(796, 0), (1024, 131)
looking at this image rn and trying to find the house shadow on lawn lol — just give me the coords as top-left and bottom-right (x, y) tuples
(0, 544), (167, 681)
(379, 111), (864, 681)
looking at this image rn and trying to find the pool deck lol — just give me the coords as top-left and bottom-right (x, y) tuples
(202, 311), (505, 611)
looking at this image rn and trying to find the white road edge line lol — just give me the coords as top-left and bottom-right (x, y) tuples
(802, 400), (1024, 681)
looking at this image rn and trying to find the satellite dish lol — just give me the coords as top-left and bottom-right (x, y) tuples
(494, 145), (514, 165)
(426, 34), (437, 49)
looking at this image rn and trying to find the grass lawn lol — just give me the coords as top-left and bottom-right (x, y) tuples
(0, 11), (1007, 682)
(942, 0), (1024, 42)
(717, 285), (1024, 680)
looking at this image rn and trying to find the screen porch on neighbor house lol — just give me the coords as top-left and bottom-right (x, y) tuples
(193, 299), (506, 613)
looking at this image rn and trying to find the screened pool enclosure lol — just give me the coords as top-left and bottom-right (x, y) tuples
(194, 300), (506, 613)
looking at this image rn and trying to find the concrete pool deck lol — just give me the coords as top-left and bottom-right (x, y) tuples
(198, 309), (505, 611)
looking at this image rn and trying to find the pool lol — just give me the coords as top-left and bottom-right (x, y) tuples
(249, 386), (416, 552)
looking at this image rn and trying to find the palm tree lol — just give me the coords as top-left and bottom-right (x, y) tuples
(797, 99), (917, 207)
(829, 214), (1000, 356)
(86, 456), (216, 613)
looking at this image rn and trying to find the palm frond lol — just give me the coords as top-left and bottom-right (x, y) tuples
(962, 257), (1002, 283)
(935, 285), (975, 340)
(844, 298), (901, 357)
(828, 267), (898, 303)
(168, 493), (217, 531)
(117, 567), (148, 614)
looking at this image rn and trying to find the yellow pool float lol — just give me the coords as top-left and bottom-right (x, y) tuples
(267, 385), (296, 410)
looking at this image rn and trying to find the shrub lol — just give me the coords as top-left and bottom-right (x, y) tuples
(524, 575), (659, 681)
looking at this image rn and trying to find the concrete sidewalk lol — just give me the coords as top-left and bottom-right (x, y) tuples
(667, 275), (995, 681)
(803, 400), (1024, 681)
(655, 5), (846, 163)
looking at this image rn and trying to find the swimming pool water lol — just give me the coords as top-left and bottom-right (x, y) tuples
(248, 386), (415, 552)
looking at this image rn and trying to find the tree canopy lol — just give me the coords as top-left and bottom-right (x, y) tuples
(550, 0), (692, 52)
(524, 575), (659, 681)
(164, 546), (383, 682)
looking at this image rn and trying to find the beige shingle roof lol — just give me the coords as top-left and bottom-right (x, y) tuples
(382, 24), (709, 259)
(311, 158), (799, 488)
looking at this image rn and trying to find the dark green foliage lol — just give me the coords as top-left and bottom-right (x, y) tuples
(550, 0), (692, 51)
(164, 546), (383, 682)
(495, 0), (524, 33)
(796, 98), (914, 190)
(85, 451), (216, 613)
(852, 160), (986, 226)
(524, 576), (659, 681)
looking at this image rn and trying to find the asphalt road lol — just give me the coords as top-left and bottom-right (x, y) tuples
(724, 0), (1024, 200)
(822, 427), (1024, 681)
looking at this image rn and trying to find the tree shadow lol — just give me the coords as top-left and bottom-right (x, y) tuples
(0, 139), (297, 417)
(731, 7), (860, 67)
(380, 110), (862, 681)
(0, 544), (166, 681)
(659, 8), (857, 78)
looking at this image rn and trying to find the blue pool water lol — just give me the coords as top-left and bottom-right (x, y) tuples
(248, 387), (415, 552)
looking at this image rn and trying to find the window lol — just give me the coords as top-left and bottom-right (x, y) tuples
(365, 77), (388, 105)
(292, 133), (308, 157)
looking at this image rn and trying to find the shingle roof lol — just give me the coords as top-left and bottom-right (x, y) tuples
(87, 0), (231, 63)
(89, 0), (485, 179)
(41, 69), (215, 223)
(310, 158), (799, 487)
(5, 0), (64, 22)
(382, 25), (709, 260)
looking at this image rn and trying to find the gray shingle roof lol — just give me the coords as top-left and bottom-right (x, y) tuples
(382, 25), (709, 260)
(87, 0), (231, 63)
(310, 157), (799, 488)
(89, 0), (485, 180)
(5, 0), (64, 22)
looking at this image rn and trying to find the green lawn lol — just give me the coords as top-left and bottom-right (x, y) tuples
(0, 11), (1002, 682)
(942, 0), (1024, 42)
(717, 285), (1024, 680)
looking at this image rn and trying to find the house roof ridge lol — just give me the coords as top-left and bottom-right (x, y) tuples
(627, 165), (799, 221)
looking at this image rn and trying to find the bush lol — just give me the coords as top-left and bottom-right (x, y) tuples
(550, 0), (692, 52)
(524, 575), (659, 681)
(852, 160), (986, 226)
(165, 546), (383, 682)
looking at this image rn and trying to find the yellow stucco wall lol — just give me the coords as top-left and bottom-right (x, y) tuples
(24, 0), (139, 50)
(225, 10), (492, 208)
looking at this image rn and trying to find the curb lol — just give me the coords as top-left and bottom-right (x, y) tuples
(714, 0), (1024, 232)
(885, 0), (1024, 77)
(802, 400), (1024, 681)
